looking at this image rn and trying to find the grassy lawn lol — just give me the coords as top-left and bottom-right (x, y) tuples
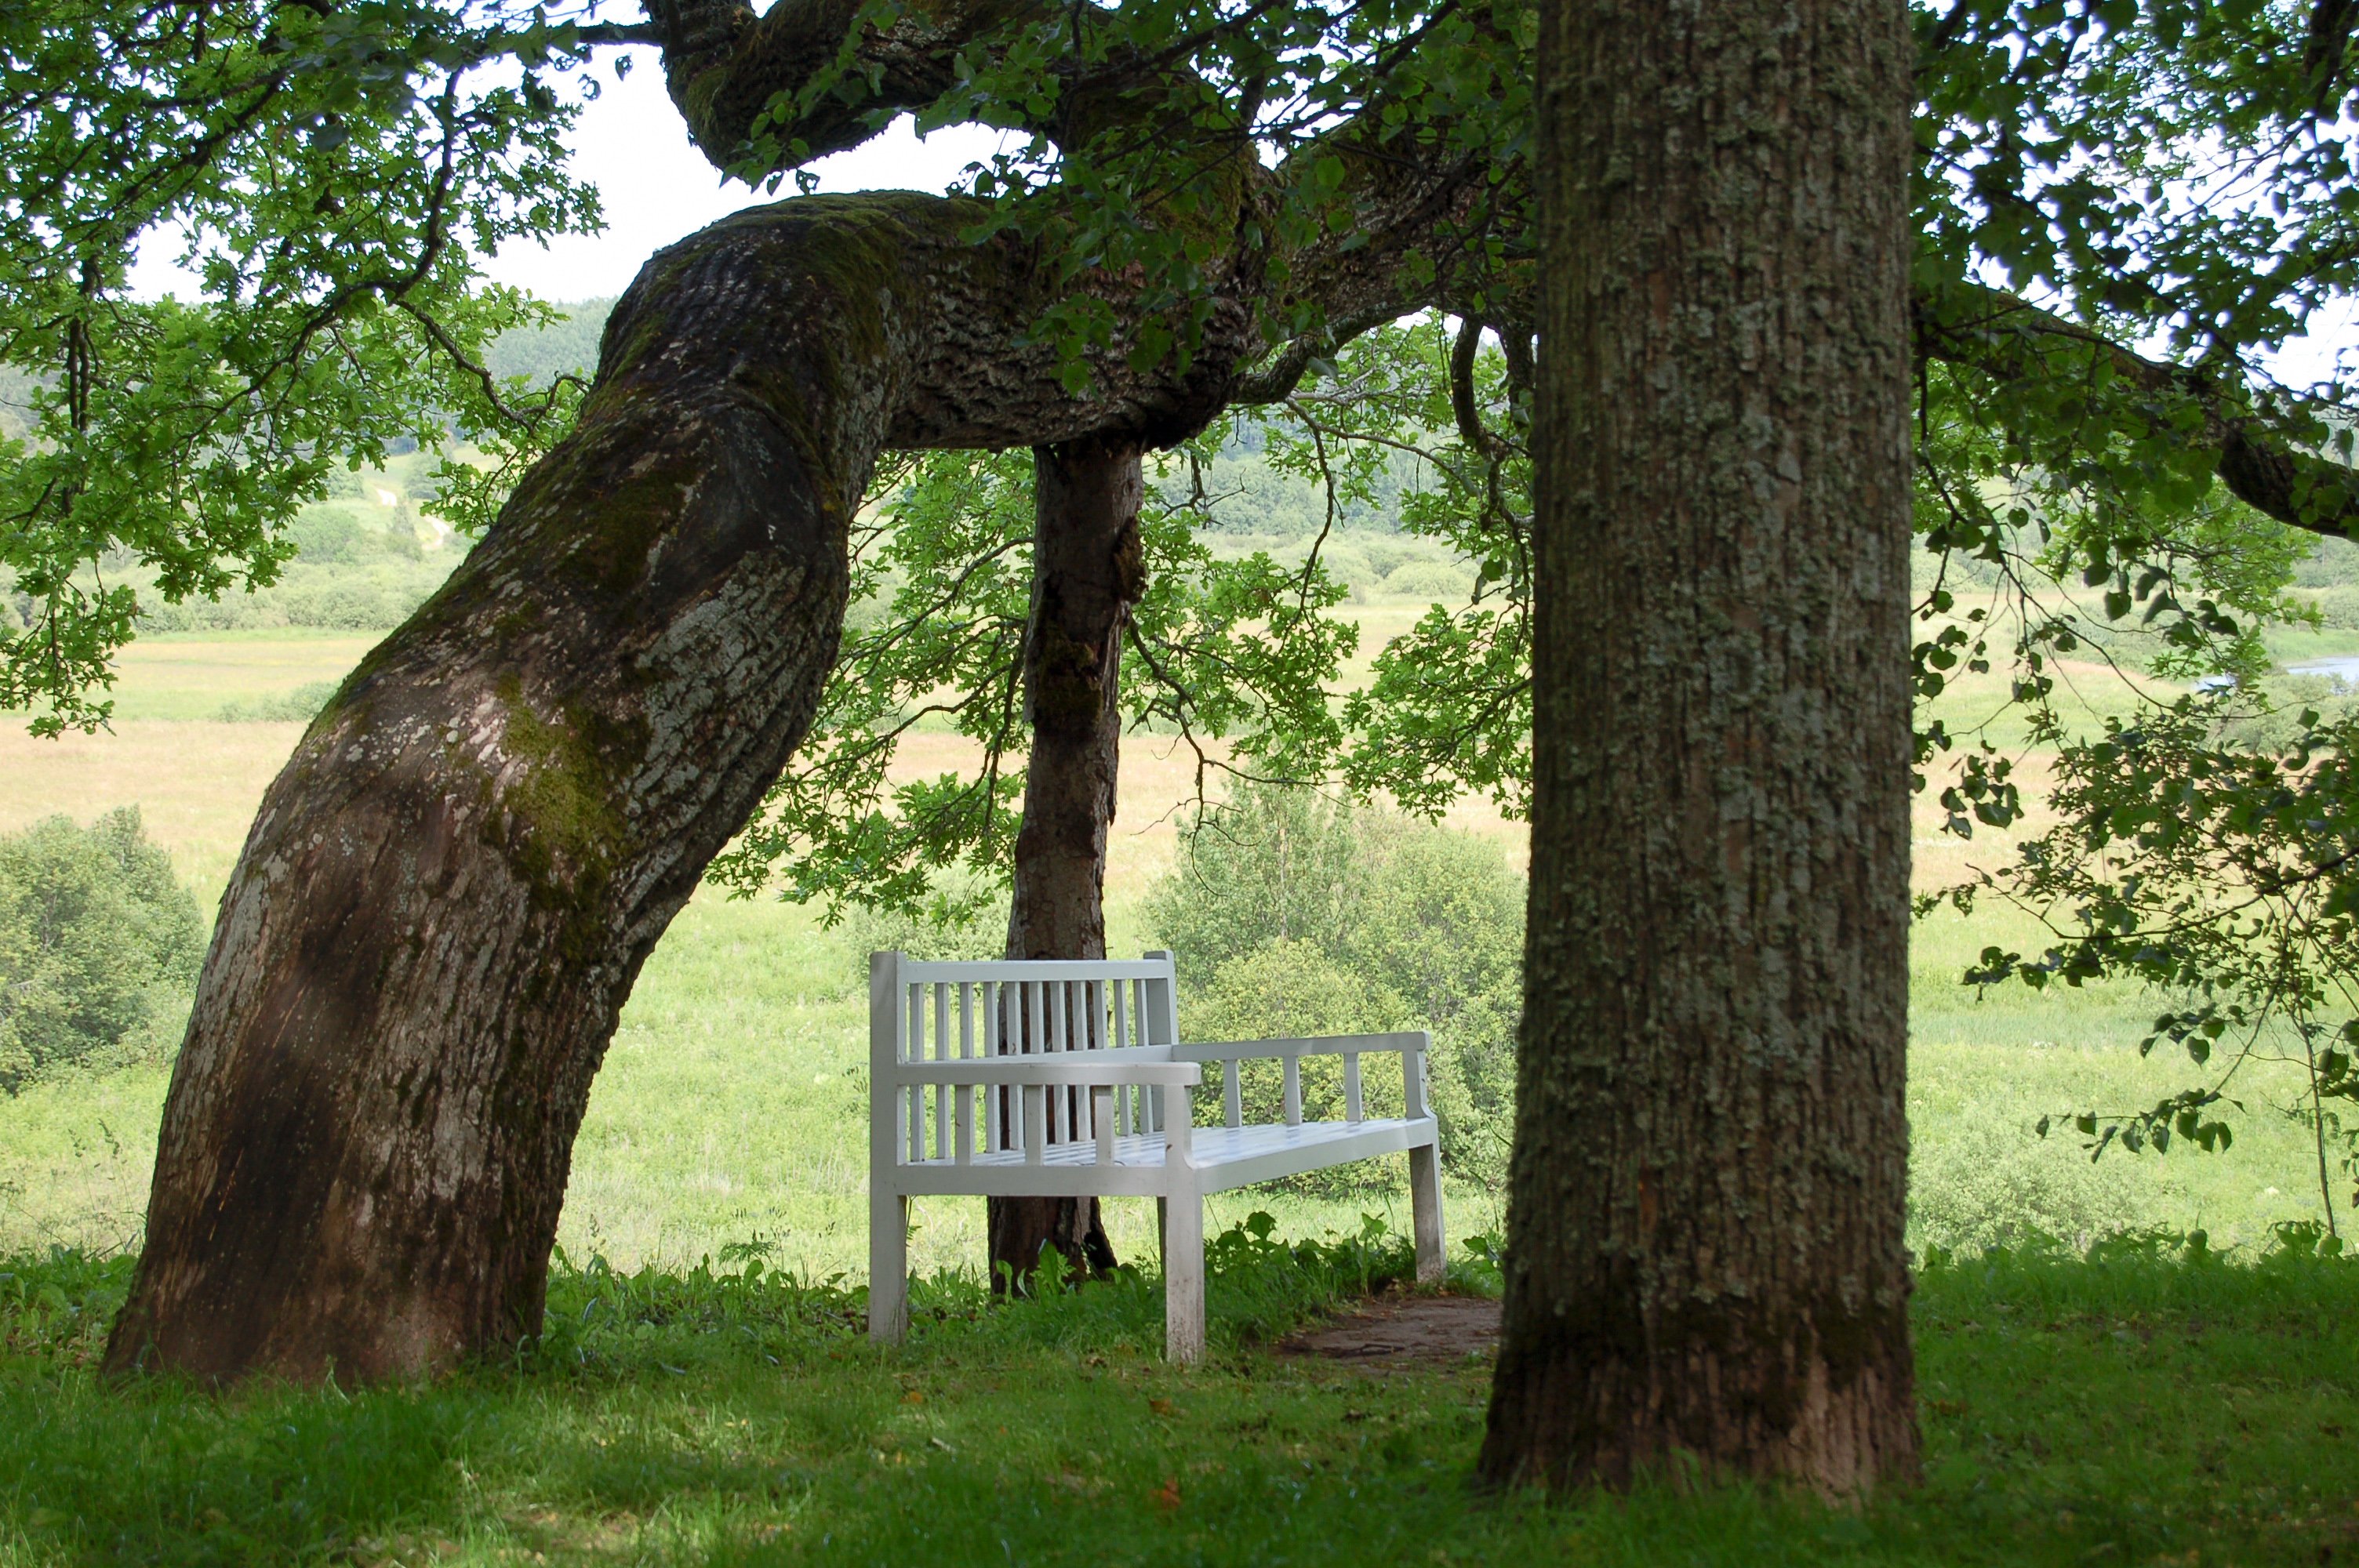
(3, 1238), (2355, 1566)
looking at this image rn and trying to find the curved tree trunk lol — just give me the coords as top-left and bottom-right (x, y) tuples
(106, 194), (1248, 1381)
(1477, 0), (1919, 1497)
(989, 436), (1145, 1290)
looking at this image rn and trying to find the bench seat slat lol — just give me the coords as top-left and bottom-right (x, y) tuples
(889, 1120), (1434, 1196)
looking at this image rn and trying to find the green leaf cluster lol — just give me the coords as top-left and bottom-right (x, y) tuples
(0, 808), (202, 1093)
(710, 434), (1358, 918)
(2, 0), (610, 728)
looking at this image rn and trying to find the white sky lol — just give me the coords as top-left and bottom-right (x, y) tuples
(476, 51), (1008, 301)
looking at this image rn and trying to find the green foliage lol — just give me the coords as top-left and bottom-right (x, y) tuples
(1950, 694), (2359, 1234)
(483, 297), (616, 388)
(711, 443), (1356, 918)
(0, 0), (608, 730)
(1147, 781), (1521, 1183)
(0, 809), (202, 1093)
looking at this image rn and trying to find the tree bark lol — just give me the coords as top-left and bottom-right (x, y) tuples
(104, 194), (1247, 1382)
(988, 436), (1146, 1290)
(1478, 0), (1920, 1497)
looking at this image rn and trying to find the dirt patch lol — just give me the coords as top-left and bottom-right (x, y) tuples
(1276, 1294), (1501, 1368)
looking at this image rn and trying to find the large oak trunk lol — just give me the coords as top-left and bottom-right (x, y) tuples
(107, 194), (1249, 1381)
(1478, 0), (1920, 1495)
(988, 437), (1146, 1289)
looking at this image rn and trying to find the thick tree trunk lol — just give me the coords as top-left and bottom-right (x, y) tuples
(1478, 0), (1919, 1497)
(106, 194), (1249, 1381)
(988, 437), (1146, 1290)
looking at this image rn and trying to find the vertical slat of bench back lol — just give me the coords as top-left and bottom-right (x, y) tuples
(871, 952), (903, 1180)
(982, 979), (1001, 1152)
(955, 982), (975, 1164)
(1282, 1056), (1303, 1126)
(905, 982), (924, 1162)
(1042, 985), (1061, 1145)
(1223, 1060), (1242, 1128)
(1403, 1032), (1432, 1120)
(932, 983), (950, 1161)
(1023, 1083), (1046, 1165)
(1344, 1052), (1364, 1123)
(1111, 982), (1134, 1135)
(1143, 950), (1180, 1140)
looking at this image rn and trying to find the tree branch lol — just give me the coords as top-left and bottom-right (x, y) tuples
(1917, 283), (2359, 539)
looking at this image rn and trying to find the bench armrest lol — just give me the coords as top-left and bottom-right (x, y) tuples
(1172, 1031), (1434, 1125)
(1171, 1031), (1430, 1062)
(892, 1059), (1203, 1088)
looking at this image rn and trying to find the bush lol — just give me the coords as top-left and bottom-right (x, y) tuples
(136, 557), (453, 633)
(2291, 532), (2359, 590)
(0, 809), (202, 1093)
(1380, 559), (1474, 601)
(2313, 582), (2359, 630)
(215, 681), (340, 724)
(1146, 781), (1521, 1185)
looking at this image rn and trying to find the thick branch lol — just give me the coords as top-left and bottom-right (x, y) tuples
(1918, 284), (2359, 539)
(644, 0), (1038, 169)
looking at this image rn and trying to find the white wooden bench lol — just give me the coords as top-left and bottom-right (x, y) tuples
(867, 949), (1445, 1363)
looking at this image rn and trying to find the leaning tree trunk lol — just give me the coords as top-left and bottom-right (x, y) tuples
(105, 193), (1252, 1381)
(1477, 0), (1920, 1497)
(988, 436), (1147, 1290)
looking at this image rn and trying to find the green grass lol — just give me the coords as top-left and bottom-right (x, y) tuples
(3, 1236), (2355, 1566)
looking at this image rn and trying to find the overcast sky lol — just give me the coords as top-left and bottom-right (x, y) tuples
(474, 51), (1008, 302)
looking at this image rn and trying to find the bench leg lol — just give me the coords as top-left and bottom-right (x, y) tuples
(1408, 1142), (1445, 1286)
(869, 1191), (909, 1344)
(1162, 1189), (1205, 1365)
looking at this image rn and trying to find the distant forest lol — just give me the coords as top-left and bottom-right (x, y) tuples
(485, 299), (616, 388)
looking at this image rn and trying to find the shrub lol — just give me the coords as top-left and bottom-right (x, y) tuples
(1380, 559), (1473, 601)
(0, 809), (202, 1093)
(2314, 582), (2359, 630)
(216, 680), (340, 724)
(1146, 780), (1522, 1184)
(1143, 783), (1361, 977)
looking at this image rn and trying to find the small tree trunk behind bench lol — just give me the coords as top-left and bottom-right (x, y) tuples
(989, 437), (1147, 1290)
(1478, 0), (1921, 1496)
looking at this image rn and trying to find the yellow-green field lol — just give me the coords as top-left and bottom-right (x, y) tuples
(0, 614), (2344, 1280)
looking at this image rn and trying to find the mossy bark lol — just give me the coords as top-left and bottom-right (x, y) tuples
(1478, 0), (1921, 1496)
(989, 437), (1145, 1289)
(106, 194), (1248, 1383)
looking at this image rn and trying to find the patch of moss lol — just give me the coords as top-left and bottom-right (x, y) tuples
(489, 675), (637, 946)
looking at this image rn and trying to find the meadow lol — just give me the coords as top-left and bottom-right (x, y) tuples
(3, 603), (2352, 1274)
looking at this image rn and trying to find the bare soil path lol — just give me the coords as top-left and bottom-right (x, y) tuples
(1276, 1294), (1500, 1368)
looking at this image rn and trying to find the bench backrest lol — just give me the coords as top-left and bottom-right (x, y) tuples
(871, 950), (1183, 1162)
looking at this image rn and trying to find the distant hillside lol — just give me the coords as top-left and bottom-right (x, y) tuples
(485, 299), (616, 387)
